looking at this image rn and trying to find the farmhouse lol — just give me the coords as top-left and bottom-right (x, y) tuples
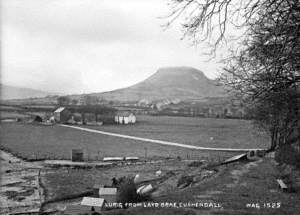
(54, 107), (71, 123)
(114, 111), (136, 124)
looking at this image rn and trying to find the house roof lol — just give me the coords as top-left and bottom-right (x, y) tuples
(71, 149), (83, 153)
(99, 187), (117, 195)
(115, 111), (134, 117)
(81, 197), (105, 207)
(54, 107), (65, 113)
(93, 184), (105, 189)
(103, 157), (124, 162)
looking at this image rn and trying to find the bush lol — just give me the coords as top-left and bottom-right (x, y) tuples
(275, 144), (300, 168)
(177, 175), (194, 188)
(116, 177), (139, 205)
(187, 161), (204, 167)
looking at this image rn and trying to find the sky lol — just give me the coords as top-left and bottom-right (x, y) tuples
(1, 0), (231, 94)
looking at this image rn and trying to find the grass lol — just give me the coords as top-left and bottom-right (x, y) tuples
(0, 116), (261, 160)
(0, 111), (30, 120)
(83, 115), (269, 149)
(101, 159), (300, 215)
(42, 160), (188, 201)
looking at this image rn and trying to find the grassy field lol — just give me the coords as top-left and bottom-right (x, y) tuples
(0, 111), (31, 120)
(0, 123), (232, 161)
(0, 116), (269, 160)
(84, 115), (269, 149)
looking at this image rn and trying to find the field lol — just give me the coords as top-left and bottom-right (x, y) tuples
(0, 104), (56, 120)
(0, 116), (269, 160)
(84, 115), (269, 149)
(0, 111), (30, 120)
(1, 115), (299, 215)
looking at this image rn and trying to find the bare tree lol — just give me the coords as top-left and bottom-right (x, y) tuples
(166, 0), (298, 52)
(166, 0), (300, 150)
(83, 95), (99, 105)
(57, 96), (70, 106)
(166, 0), (262, 49)
(220, 0), (300, 150)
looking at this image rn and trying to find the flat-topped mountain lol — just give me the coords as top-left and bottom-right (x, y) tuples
(92, 67), (227, 102)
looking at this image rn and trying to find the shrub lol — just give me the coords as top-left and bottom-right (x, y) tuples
(187, 160), (204, 167)
(116, 177), (139, 205)
(275, 144), (300, 168)
(177, 175), (194, 188)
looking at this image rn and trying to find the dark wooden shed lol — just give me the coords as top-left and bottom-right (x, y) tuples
(71, 149), (84, 162)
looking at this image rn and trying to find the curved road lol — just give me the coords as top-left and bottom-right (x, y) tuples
(60, 124), (265, 152)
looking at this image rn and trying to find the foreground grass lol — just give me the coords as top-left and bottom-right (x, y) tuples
(41, 151), (300, 215)
(0, 119), (247, 160)
(101, 159), (300, 215)
(42, 160), (188, 202)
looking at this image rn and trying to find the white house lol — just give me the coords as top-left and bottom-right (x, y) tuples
(114, 111), (136, 124)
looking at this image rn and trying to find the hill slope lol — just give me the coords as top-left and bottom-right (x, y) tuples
(93, 67), (227, 102)
(0, 84), (57, 100)
(2, 67), (228, 104)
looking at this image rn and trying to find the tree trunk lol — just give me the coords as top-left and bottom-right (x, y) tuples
(82, 112), (86, 125)
(268, 127), (278, 152)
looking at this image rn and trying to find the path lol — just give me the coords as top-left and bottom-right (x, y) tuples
(60, 125), (265, 152)
(0, 150), (44, 215)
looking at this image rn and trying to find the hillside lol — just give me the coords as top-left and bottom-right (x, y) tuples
(0, 84), (57, 100)
(91, 67), (227, 102)
(2, 67), (229, 104)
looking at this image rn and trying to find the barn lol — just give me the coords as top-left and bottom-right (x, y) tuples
(114, 111), (136, 124)
(54, 107), (71, 123)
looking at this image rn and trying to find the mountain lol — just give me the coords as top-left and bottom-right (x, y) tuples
(91, 67), (227, 102)
(2, 67), (228, 104)
(0, 84), (57, 100)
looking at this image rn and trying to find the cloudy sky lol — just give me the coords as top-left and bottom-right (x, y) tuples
(1, 0), (229, 94)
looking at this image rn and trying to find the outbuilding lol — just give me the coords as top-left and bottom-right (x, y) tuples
(71, 149), (84, 162)
(54, 107), (71, 123)
(99, 187), (117, 203)
(80, 197), (105, 213)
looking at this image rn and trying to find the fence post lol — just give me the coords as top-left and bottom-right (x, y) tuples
(144, 147), (147, 159)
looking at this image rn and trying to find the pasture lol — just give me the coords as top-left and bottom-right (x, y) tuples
(84, 115), (269, 149)
(0, 116), (269, 160)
